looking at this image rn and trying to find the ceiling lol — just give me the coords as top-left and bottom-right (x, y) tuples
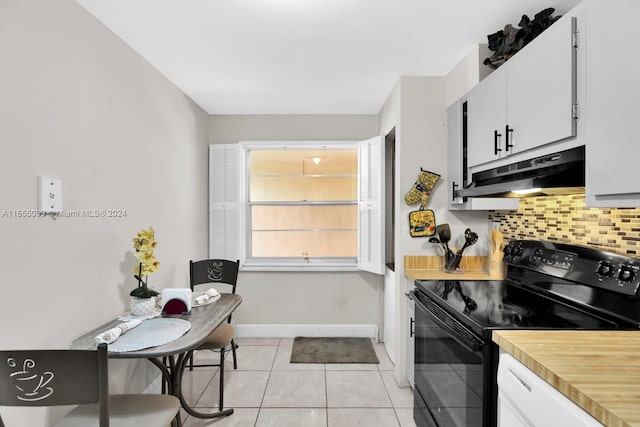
(76, 0), (581, 115)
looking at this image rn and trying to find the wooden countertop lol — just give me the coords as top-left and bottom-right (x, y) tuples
(404, 255), (506, 281)
(493, 330), (640, 427)
(405, 269), (498, 281)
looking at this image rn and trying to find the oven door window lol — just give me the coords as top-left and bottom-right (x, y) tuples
(414, 296), (484, 427)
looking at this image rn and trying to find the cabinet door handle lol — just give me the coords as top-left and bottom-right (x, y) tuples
(452, 181), (458, 201)
(410, 317), (415, 337)
(494, 130), (502, 155)
(505, 125), (514, 151)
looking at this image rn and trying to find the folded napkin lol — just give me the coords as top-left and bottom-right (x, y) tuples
(194, 288), (219, 305)
(95, 319), (142, 344)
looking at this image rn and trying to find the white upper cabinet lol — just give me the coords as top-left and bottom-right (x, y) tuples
(466, 12), (577, 170)
(584, 0), (640, 207)
(448, 99), (519, 211)
(506, 15), (577, 155)
(466, 68), (507, 167)
(452, 0), (639, 208)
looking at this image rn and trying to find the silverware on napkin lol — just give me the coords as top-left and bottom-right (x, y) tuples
(95, 319), (142, 344)
(194, 288), (219, 305)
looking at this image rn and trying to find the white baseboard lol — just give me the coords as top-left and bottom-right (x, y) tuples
(237, 324), (378, 339)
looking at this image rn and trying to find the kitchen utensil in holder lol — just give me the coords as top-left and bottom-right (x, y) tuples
(442, 250), (463, 274)
(443, 228), (478, 273)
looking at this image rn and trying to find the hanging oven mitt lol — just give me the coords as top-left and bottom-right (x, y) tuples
(409, 208), (436, 237)
(404, 169), (441, 208)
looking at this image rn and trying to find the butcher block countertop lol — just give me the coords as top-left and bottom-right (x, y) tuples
(493, 330), (640, 427)
(404, 254), (506, 281)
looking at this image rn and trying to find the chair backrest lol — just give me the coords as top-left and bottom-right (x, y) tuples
(190, 259), (239, 323)
(0, 343), (109, 426)
(190, 259), (239, 293)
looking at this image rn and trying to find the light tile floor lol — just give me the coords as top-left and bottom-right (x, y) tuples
(179, 338), (416, 427)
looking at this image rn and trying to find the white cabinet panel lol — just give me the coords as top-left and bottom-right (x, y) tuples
(585, 0), (640, 207)
(405, 286), (415, 386)
(447, 100), (465, 208)
(466, 68), (507, 168)
(384, 267), (396, 364)
(506, 16), (577, 155)
(498, 353), (603, 427)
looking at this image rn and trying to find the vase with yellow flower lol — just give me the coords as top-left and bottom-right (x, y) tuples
(129, 226), (160, 316)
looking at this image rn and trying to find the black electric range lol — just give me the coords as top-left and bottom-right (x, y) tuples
(412, 240), (640, 427)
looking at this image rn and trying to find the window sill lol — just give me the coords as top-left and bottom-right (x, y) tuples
(240, 260), (358, 272)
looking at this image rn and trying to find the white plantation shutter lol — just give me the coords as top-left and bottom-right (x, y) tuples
(209, 144), (241, 260)
(358, 136), (384, 275)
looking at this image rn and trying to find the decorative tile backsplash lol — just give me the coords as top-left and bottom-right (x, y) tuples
(489, 194), (640, 257)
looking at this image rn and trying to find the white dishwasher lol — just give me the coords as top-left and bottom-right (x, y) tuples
(497, 353), (603, 427)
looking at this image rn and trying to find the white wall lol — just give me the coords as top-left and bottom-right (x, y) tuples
(379, 76), (450, 386)
(208, 115), (384, 335)
(446, 44), (492, 107)
(0, 1), (209, 425)
(379, 69), (494, 386)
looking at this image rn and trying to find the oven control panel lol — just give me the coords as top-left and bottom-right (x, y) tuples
(529, 247), (576, 270)
(504, 241), (576, 270)
(504, 240), (640, 297)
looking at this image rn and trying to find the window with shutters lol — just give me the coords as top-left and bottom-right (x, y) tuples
(209, 138), (383, 273)
(249, 148), (357, 262)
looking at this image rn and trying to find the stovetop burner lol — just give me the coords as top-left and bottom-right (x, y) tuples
(485, 301), (533, 326)
(501, 302), (532, 318)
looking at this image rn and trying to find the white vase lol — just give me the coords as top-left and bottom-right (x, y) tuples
(130, 296), (157, 316)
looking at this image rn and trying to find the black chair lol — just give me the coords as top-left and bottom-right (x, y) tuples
(0, 343), (180, 427)
(186, 259), (239, 410)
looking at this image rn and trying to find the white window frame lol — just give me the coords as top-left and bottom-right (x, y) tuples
(209, 137), (384, 273)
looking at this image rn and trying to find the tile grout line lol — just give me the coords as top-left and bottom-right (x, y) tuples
(252, 338), (282, 426)
(324, 361), (329, 427)
(377, 369), (403, 427)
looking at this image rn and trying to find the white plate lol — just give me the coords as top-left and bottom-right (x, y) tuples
(109, 318), (191, 353)
(192, 292), (221, 307)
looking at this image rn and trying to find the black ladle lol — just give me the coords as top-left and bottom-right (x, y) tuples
(446, 228), (479, 270)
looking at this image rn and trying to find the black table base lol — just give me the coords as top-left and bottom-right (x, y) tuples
(150, 352), (233, 426)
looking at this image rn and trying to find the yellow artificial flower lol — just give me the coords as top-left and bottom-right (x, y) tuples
(131, 226), (160, 298)
(132, 227), (155, 249)
(142, 260), (160, 275)
(138, 226), (154, 240)
(132, 226), (159, 277)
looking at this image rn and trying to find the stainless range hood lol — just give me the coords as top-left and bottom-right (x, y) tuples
(456, 146), (585, 198)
